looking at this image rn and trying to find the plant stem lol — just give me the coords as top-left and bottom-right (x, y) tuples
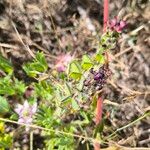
(103, 0), (109, 32)
(106, 111), (150, 140)
(95, 97), (103, 125)
(94, 1), (109, 150)
(0, 117), (95, 144)
(30, 130), (33, 150)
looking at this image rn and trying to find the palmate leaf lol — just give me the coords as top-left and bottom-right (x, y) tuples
(68, 61), (82, 80)
(0, 55), (13, 74)
(0, 96), (10, 114)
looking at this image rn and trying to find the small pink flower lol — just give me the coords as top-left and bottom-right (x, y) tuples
(108, 17), (126, 32)
(15, 101), (37, 130)
(109, 18), (117, 28)
(55, 53), (73, 72)
(119, 20), (126, 29)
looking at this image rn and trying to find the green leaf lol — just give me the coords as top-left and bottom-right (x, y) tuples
(81, 55), (93, 70)
(71, 99), (79, 110)
(64, 83), (72, 95)
(95, 53), (105, 64)
(0, 96), (10, 114)
(34, 81), (53, 100)
(23, 52), (48, 77)
(69, 72), (82, 80)
(68, 61), (82, 80)
(93, 120), (104, 137)
(0, 132), (12, 148)
(35, 52), (48, 70)
(0, 76), (15, 95)
(23, 64), (38, 77)
(14, 79), (26, 95)
(0, 55), (13, 74)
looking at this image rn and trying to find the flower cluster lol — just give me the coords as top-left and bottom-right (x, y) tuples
(84, 65), (111, 93)
(108, 17), (126, 32)
(55, 53), (73, 72)
(15, 101), (37, 128)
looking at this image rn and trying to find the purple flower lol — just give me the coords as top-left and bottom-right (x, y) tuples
(15, 101), (37, 130)
(94, 72), (104, 80)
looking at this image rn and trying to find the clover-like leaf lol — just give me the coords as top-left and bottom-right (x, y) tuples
(95, 53), (105, 64)
(81, 54), (93, 70)
(68, 61), (82, 80)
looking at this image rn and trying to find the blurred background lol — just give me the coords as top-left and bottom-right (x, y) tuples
(0, 0), (149, 148)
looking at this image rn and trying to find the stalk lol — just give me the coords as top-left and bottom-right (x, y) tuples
(95, 97), (103, 125)
(103, 0), (109, 32)
(94, 0), (109, 149)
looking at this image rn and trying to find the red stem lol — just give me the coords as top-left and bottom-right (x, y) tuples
(94, 0), (109, 149)
(95, 97), (103, 125)
(103, 0), (109, 32)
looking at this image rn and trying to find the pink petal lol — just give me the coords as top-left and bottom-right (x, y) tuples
(115, 26), (122, 32)
(23, 101), (30, 109)
(25, 118), (33, 124)
(119, 20), (126, 29)
(18, 118), (25, 123)
(31, 103), (37, 114)
(109, 18), (117, 27)
(56, 65), (66, 72)
(15, 104), (23, 114)
(55, 53), (73, 72)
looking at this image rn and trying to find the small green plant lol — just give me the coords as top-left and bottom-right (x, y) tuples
(0, 122), (12, 149)
(0, 4), (127, 148)
(0, 23), (125, 149)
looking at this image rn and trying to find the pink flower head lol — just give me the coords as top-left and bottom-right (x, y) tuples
(55, 53), (73, 72)
(109, 18), (117, 29)
(15, 101), (37, 130)
(108, 17), (126, 32)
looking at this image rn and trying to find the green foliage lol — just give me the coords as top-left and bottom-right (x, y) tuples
(0, 76), (15, 95)
(0, 24), (121, 149)
(0, 76), (26, 96)
(0, 122), (12, 149)
(0, 54), (13, 74)
(36, 106), (56, 127)
(81, 54), (93, 70)
(34, 81), (53, 100)
(68, 61), (82, 80)
(23, 52), (48, 77)
(95, 53), (105, 64)
(0, 96), (10, 115)
(46, 135), (75, 150)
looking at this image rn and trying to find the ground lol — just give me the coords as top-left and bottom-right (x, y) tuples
(0, 0), (149, 149)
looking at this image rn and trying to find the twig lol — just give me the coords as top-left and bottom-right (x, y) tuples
(30, 130), (33, 150)
(0, 43), (18, 50)
(11, 21), (35, 58)
(106, 112), (150, 140)
(0, 117), (97, 145)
